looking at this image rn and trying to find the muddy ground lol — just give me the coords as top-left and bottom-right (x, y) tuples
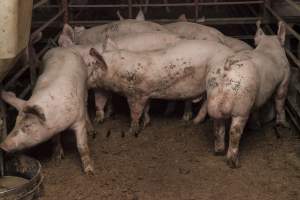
(34, 110), (300, 200)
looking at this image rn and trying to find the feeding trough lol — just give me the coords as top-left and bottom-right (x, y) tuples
(0, 154), (43, 200)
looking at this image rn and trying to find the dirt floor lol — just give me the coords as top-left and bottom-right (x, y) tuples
(36, 113), (300, 200)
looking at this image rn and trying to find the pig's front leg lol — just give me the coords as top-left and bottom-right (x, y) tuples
(164, 101), (176, 116)
(127, 97), (149, 136)
(226, 116), (248, 168)
(52, 134), (64, 162)
(142, 102), (151, 129)
(275, 74), (290, 128)
(94, 89), (110, 123)
(182, 101), (193, 121)
(85, 110), (96, 137)
(213, 119), (226, 155)
(72, 121), (94, 174)
(193, 100), (207, 124)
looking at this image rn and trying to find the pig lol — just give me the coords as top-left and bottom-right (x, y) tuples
(59, 19), (173, 122)
(60, 31), (182, 124)
(0, 47), (94, 174)
(164, 21), (252, 52)
(162, 19), (253, 120)
(84, 38), (234, 135)
(206, 21), (290, 168)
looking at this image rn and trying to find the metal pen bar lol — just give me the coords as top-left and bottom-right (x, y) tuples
(128, 0), (133, 19)
(67, 16), (260, 26)
(31, 10), (64, 40)
(58, 1), (264, 8)
(0, 98), (7, 177)
(195, 0), (199, 22)
(284, 0), (300, 13)
(33, 0), (49, 9)
(265, 4), (300, 42)
(19, 85), (32, 99)
(62, 0), (69, 24)
(265, 25), (300, 69)
(4, 65), (30, 90)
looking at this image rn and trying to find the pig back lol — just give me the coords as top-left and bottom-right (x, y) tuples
(30, 48), (87, 130)
(78, 20), (169, 45)
(165, 22), (224, 43)
(114, 32), (181, 52)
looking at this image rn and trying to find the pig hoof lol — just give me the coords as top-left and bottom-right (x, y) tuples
(276, 120), (290, 129)
(226, 154), (240, 168)
(52, 148), (64, 164)
(87, 127), (97, 139)
(84, 164), (95, 175)
(94, 111), (105, 124)
(193, 116), (206, 124)
(182, 112), (193, 121)
(127, 128), (140, 137)
(214, 150), (225, 156)
(142, 119), (151, 129)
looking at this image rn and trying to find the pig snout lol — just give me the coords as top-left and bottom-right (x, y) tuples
(0, 129), (42, 153)
(0, 134), (19, 153)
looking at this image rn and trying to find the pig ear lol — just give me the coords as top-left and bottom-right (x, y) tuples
(103, 38), (118, 51)
(254, 20), (265, 45)
(1, 91), (26, 111)
(277, 21), (286, 46)
(117, 10), (125, 20)
(58, 24), (75, 47)
(23, 105), (46, 122)
(74, 26), (86, 37)
(178, 14), (188, 22)
(136, 9), (145, 21)
(89, 48), (108, 71)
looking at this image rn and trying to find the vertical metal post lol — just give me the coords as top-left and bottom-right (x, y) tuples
(62, 0), (69, 24)
(261, 0), (270, 24)
(128, 0), (133, 19)
(195, 0), (199, 22)
(0, 98), (7, 177)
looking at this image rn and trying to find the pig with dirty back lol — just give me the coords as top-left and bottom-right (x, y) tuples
(206, 21), (290, 168)
(83, 38), (234, 135)
(59, 23), (182, 124)
(164, 15), (252, 52)
(0, 47), (94, 174)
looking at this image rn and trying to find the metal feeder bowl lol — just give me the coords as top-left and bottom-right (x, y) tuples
(0, 154), (43, 200)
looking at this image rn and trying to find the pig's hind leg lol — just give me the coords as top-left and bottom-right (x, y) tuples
(142, 102), (151, 129)
(226, 116), (248, 168)
(182, 100), (193, 121)
(164, 101), (176, 116)
(275, 74), (290, 128)
(193, 100), (208, 124)
(213, 119), (226, 155)
(52, 134), (64, 163)
(127, 97), (149, 136)
(72, 120), (94, 174)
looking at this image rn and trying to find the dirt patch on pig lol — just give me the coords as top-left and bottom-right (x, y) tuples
(35, 115), (299, 200)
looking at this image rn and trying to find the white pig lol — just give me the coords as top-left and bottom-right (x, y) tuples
(85, 38), (234, 135)
(60, 28), (182, 124)
(206, 21), (290, 168)
(163, 20), (253, 120)
(0, 48), (94, 174)
(164, 21), (252, 52)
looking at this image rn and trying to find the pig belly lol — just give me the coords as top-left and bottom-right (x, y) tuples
(151, 77), (206, 100)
